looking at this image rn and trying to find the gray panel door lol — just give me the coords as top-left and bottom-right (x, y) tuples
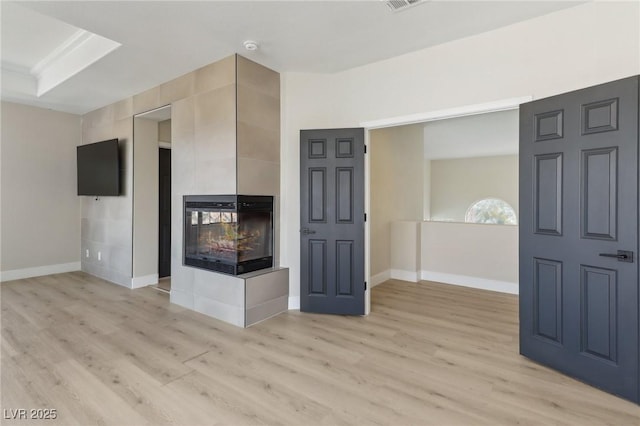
(520, 76), (639, 402)
(300, 128), (365, 315)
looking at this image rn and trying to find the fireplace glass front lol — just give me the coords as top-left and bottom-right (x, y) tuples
(184, 195), (273, 275)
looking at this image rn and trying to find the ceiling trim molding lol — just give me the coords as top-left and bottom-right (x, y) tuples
(32, 30), (121, 97)
(359, 96), (533, 129)
(30, 29), (89, 76)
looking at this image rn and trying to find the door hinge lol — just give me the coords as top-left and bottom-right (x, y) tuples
(364, 145), (367, 154)
(364, 281), (367, 290)
(364, 213), (367, 222)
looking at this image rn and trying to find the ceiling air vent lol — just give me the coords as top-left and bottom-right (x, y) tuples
(385, 0), (425, 13)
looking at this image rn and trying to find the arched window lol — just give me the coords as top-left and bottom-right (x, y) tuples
(465, 198), (517, 225)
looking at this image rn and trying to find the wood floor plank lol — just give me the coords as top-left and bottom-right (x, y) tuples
(97, 327), (194, 385)
(0, 352), (55, 425)
(2, 274), (640, 425)
(52, 359), (150, 425)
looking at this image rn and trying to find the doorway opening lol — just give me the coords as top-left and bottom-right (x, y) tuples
(158, 145), (171, 291)
(133, 105), (172, 292)
(363, 97), (529, 313)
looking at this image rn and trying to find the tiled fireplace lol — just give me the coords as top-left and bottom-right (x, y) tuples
(182, 195), (286, 328)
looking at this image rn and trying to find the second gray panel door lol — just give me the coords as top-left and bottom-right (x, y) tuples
(519, 76), (639, 402)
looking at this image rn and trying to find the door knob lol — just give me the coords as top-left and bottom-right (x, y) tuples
(300, 228), (316, 235)
(599, 250), (634, 263)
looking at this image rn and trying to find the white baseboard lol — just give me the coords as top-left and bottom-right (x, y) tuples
(390, 269), (420, 283)
(420, 270), (518, 295)
(370, 270), (391, 287)
(0, 262), (81, 282)
(288, 296), (300, 310)
(131, 274), (158, 289)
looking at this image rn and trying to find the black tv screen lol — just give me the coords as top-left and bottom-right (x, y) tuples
(77, 139), (120, 196)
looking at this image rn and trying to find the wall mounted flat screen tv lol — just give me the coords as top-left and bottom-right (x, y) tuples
(77, 138), (120, 196)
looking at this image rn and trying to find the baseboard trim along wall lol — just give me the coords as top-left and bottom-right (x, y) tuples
(288, 296), (300, 310)
(370, 270), (391, 287)
(390, 269), (420, 283)
(0, 262), (81, 282)
(131, 273), (159, 289)
(421, 270), (518, 295)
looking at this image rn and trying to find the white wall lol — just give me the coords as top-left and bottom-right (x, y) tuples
(369, 128), (393, 280)
(423, 159), (431, 220)
(1, 101), (82, 280)
(369, 124), (424, 279)
(158, 119), (172, 143)
(421, 222), (518, 293)
(386, 124), (424, 221)
(430, 155), (519, 222)
(390, 221), (421, 283)
(281, 2), (640, 302)
(423, 109), (519, 160)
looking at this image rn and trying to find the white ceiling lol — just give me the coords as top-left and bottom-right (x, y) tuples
(1, 1), (582, 115)
(2, 2), (79, 67)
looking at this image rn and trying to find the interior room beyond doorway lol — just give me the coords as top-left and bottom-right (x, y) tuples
(369, 108), (519, 295)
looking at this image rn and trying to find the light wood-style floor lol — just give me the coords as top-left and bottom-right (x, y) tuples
(2, 272), (639, 425)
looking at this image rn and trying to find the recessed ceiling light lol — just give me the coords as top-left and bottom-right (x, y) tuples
(243, 40), (259, 51)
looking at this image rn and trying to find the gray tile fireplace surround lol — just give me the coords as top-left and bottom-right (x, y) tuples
(186, 266), (289, 328)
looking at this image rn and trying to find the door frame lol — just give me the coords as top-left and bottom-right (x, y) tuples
(359, 96), (532, 314)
